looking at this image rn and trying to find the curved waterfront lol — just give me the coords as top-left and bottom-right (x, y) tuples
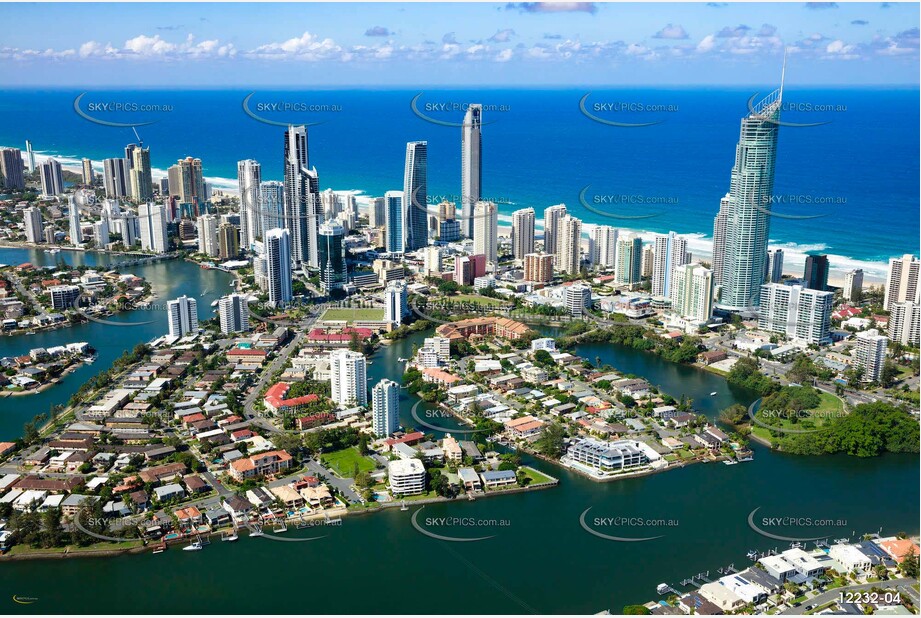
(0, 247), (234, 441)
(1, 314), (917, 614)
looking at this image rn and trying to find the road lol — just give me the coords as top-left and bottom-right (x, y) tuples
(779, 577), (918, 615)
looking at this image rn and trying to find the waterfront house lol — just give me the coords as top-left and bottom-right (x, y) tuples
(299, 485), (334, 508)
(457, 467), (482, 492)
(760, 555), (797, 582)
(678, 592), (723, 616)
(717, 573), (769, 605)
(479, 469), (517, 489)
(876, 538), (921, 564)
(829, 544), (874, 572)
(174, 506), (203, 526)
(383, 432), (425, 451)
(222, 495), (253, 520)
(779, 548), (827, 579)
(698, 583), (745, 612)
(205, 507), (231, 527)
(245, 487), (275, 509)
(669, 413), (695, 429)
(60, 494), (98, 517)
(505, 415), (545, 440)
(270, 485), (305, 508)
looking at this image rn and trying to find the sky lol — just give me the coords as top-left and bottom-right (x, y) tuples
(0, 2), (918, 86)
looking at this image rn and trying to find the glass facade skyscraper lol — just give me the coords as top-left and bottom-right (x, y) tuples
(714, 73), (783, 313)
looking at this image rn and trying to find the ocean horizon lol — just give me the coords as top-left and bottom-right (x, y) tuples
(1, 86), (917, 281)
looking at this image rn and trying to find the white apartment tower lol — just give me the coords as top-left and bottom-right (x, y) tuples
(591, 225), (618, 270)
(138, 202), (168, 253)
(264, 227), (293, 307)
(237, 159), (262, 250)
(473, 201), (498, 265)
(218, 293), (250, 335)
(670, 263), (714, 322)
(884, 254), (920, 311)
(372, 379), (400, 438)
(758, 283), (833, 345)
(330, 349), (368, 408)
(166, 295), (198, 337)
(556, 214), (582, 275)
(511, 207), (535, 260)
(855, 329), (888, 383)
(652, 232), (689, 297)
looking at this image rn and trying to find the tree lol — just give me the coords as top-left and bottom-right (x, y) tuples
(534, 422), (565, 459)
(900, 547), (920, 579)
(880, 361), (900, 388)
(622, 605), (651, 615)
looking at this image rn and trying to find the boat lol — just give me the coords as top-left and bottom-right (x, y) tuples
(221, 531), (238, 542)
(656, 584), (670, 595)
(182, 539), (203, 551)
(400, 500), (408, 512)
(152, 542), (167, 554)
(723, 460), (738, 466)
(746, 550), (758, 560)
(710, 392), (717, 396)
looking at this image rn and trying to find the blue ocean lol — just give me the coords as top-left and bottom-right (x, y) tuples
(1, 87), (917, 279)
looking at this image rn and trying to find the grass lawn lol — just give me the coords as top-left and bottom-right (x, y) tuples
(320, 307), (386, 322)
(448, 294), (507, 307)
(321, 447), (377, 478)
(520, 466), (555, 485)
(6, 539), (144, 556)
(755, 392), (845, 442)
(675, 449), (696, 460)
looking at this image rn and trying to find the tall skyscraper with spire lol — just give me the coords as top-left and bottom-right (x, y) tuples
(284, 125), (321, 268)
(403, 141), (428, 251)
(461, 104), (482, 239)
(714, 56), (786, 313)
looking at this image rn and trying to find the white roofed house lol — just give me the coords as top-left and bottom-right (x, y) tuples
(829, 544), (874, 573)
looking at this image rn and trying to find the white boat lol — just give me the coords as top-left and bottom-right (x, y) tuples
(400, 500), (408, 512)
(656, 583), (670, 595)
(723, 460), (738, 466)
(710, 392), (717, 396)
(182, 539), (203, 551)
(221, 531), (238, 542)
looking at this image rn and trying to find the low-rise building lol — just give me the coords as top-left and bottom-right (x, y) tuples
(388, 458), (426, 496)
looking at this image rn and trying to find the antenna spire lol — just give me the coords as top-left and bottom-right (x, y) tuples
(779, 48), (787, 102)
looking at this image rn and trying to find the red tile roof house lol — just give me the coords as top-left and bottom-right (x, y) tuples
(295, 413), (335, 431)
(263, 382), (321, 415)
(228, 450), (293, 482)
(383, 432), (425, 452)
(226, 348), (268, 366)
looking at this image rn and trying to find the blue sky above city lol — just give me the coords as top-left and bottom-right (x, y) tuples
(0, 2), (918, 85)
